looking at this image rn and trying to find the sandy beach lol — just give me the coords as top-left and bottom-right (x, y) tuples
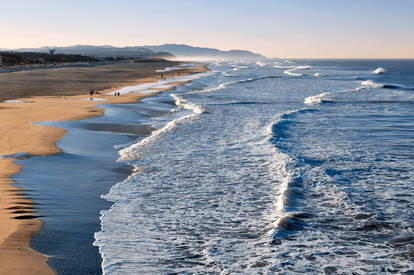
(0, 61), (208, 274)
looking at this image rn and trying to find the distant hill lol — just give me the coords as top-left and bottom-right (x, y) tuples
(5, 44), (266, 61)
(144, 44), (267, 61)
(13, 45), (173, 59)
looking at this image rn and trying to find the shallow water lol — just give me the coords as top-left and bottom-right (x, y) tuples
(12, 74), (199, 274)
(14, 60), (414, 274)
(93, 59), (414, 274)
(90, 60), (414, 274)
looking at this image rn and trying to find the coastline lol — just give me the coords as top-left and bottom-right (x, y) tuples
(0, 61), (208, 274)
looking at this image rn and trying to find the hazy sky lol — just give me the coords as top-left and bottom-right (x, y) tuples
(1, 0), (413, 58)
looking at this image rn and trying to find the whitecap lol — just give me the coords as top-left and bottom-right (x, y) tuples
(283, 65), (312, 77)
(361, 80), (383, 88)
(304, 92), (331, 105)
(284, 69), (303, 77)
(373, 67), (387, 74)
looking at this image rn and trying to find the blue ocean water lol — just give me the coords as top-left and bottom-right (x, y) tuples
(94, 59), (414, 274)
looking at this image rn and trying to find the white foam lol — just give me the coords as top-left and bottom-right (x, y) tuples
(4, 100), (24, 103)
(304, 85), (367, 105)
(373, 67), (387, 74)
(118, 94), (204, 161)
(361, 79), (383, 88)
(222, 71), (236, 77)
(262, 110), (300, 238)
(185, 77), (268, 96)
(274, 65), (293, 69)
(256, 61), (266, 67)
(296, 65), (312, 70)
(304, 92), (331, 105)
(284, 69), (303, 77)
(283, 65), (312, 77)
(231, 65), (249, 71)
(107, 71), (206, 96)
(156, 63), (198, 72)
(314, 73), (321, 77)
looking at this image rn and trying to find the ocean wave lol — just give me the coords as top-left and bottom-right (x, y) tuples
(284, 69), (303, 77)
(262, 112), (298, 240)
(304, 86), (368, 105)
(304, 92), (331, 105)
(383, 84), (402, 89)
(231, 65), (249, 71)
(186, 75), (282, 96)
(361, 79), (407, 90)
(274, 65), (293, 69)
(271, 212), (311, 243)
(118, 94), (204, 160)
(264, 108), (317, 241)
(373, 67), (387, 74)
(314, 73), (321, 77)
(222, 71), (236, 77)
(361, 80), (383, 88)
(283, 65), (312, 77)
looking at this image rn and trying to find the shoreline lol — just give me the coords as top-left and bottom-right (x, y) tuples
(0, 62), (208, 274)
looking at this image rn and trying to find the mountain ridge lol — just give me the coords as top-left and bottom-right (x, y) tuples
(144, 44), (267, 60)
(2, 44), (266, 61)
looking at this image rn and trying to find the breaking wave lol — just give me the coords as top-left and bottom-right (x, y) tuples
(373, 67), (387, 74)
(284, 65), (312, 77)
(118, 94), (205, 160)
(304, 92), (331, 105)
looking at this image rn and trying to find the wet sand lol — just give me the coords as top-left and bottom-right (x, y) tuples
(0, 61), (208, 274)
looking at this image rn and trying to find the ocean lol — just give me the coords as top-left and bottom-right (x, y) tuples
(16, 59), (414, 274)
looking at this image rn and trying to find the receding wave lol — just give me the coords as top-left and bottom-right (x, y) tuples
(119, 94), (204, 160)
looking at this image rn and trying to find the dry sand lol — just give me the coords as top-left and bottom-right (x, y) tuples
(0, 61), (208, 274)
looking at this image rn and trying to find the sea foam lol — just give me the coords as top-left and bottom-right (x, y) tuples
(304, 92), (331, 105)
(361, 79), (383, 88)
(373, 67), (387, 74)
(118, 94), (205, 161)
(283, 65), (311, 77)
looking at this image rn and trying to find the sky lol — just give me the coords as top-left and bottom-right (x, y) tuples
(1, 0), (413, 58)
